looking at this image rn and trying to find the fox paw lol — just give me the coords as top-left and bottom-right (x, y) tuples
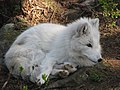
(36, 78), (45, 85)
(36, 74), (47, 85)
(58, 70), (69, 78)
(63, 64), (77, 73)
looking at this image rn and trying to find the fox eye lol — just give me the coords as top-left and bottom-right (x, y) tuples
(86, 43), (92, 47)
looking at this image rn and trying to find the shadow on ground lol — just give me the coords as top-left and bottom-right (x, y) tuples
(101, 31), (120, 60)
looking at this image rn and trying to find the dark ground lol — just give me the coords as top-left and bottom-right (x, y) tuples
(0, 0), (120, 90)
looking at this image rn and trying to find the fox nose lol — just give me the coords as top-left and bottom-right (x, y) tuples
(98, 58), (102, 62)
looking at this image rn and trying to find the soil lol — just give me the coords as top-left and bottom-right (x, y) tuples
(0, 0), (120, 90)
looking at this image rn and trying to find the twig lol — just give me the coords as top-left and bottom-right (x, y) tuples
(49, 10), (55, 23)
(1, 72), (11, 90)
(78, 11), (86, 17)
(1, 67), (13, 90)
(80, 0), (96, 6)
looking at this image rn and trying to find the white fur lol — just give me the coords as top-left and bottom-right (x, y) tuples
(5, 18), (102, 85)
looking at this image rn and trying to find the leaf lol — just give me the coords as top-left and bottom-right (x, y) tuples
(42, 73), (47, 81)
(23, 85), (28, 90)
(19, 66), (24, 73)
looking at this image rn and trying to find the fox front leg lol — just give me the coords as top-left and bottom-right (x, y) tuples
(36, 57), (56, 85)
(51, 68), (70, 78)
(36, 66), (52, 85)
(51, 62), (77, 78)
(62, 62), (77, 73)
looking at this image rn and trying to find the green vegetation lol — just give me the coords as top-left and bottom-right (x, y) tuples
(99, 0), (120, 19)
(42, 73), (49, 86)
(17, 18), (27, 23)
(3, 30), (20, 45)
(19, 66), (29, 90)
(19, 66), (24, 73)
(42, 73), (47, 82)
(88, 69), (106, 82)
(23, 85), (28, 90)
(99, 0), (120, 27)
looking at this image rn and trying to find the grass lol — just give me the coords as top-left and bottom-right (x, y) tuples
(87, 68), (107, 82)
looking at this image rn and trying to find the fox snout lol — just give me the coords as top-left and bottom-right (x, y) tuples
(98, 58), (103, 62)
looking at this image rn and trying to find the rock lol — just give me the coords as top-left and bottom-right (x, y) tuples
(0, 23), (15, 32)
(0, 23), (22, 65)
(63, 9), (81, 21)
(41, 64), (108, 90)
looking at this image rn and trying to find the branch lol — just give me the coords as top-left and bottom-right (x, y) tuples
(1, 72), (11, 90)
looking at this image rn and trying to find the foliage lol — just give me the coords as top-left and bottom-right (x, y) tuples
(19, 66), (29, 90)
(23, 85), (28, 90)
(19, 66), (24, 73)
(99, 0), (120, 19)
(99, 0), (120, 27)
(89, 73), (102, 82)
(42, 73), (47, 82)
(42, 73), (49, 86)
(88, 69), (106, 82)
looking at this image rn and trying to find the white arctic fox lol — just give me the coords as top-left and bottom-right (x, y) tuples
(5, 18), (102, 85)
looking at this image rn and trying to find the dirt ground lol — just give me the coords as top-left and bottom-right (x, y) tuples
(0, 0), (120, 90)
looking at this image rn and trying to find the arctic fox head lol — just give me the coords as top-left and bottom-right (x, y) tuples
(69, 18), (102, 66)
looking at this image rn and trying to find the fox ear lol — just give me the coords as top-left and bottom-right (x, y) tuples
(75, 23), (89, 37)
(91, 18), (99, 27)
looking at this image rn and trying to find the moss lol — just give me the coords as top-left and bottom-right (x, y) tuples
(1, 23), (28, 45)
(88, 68), (106, 82)
(3, 30), (20, 43)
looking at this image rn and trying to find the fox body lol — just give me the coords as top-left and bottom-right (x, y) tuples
(5, 18), (102, 85)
